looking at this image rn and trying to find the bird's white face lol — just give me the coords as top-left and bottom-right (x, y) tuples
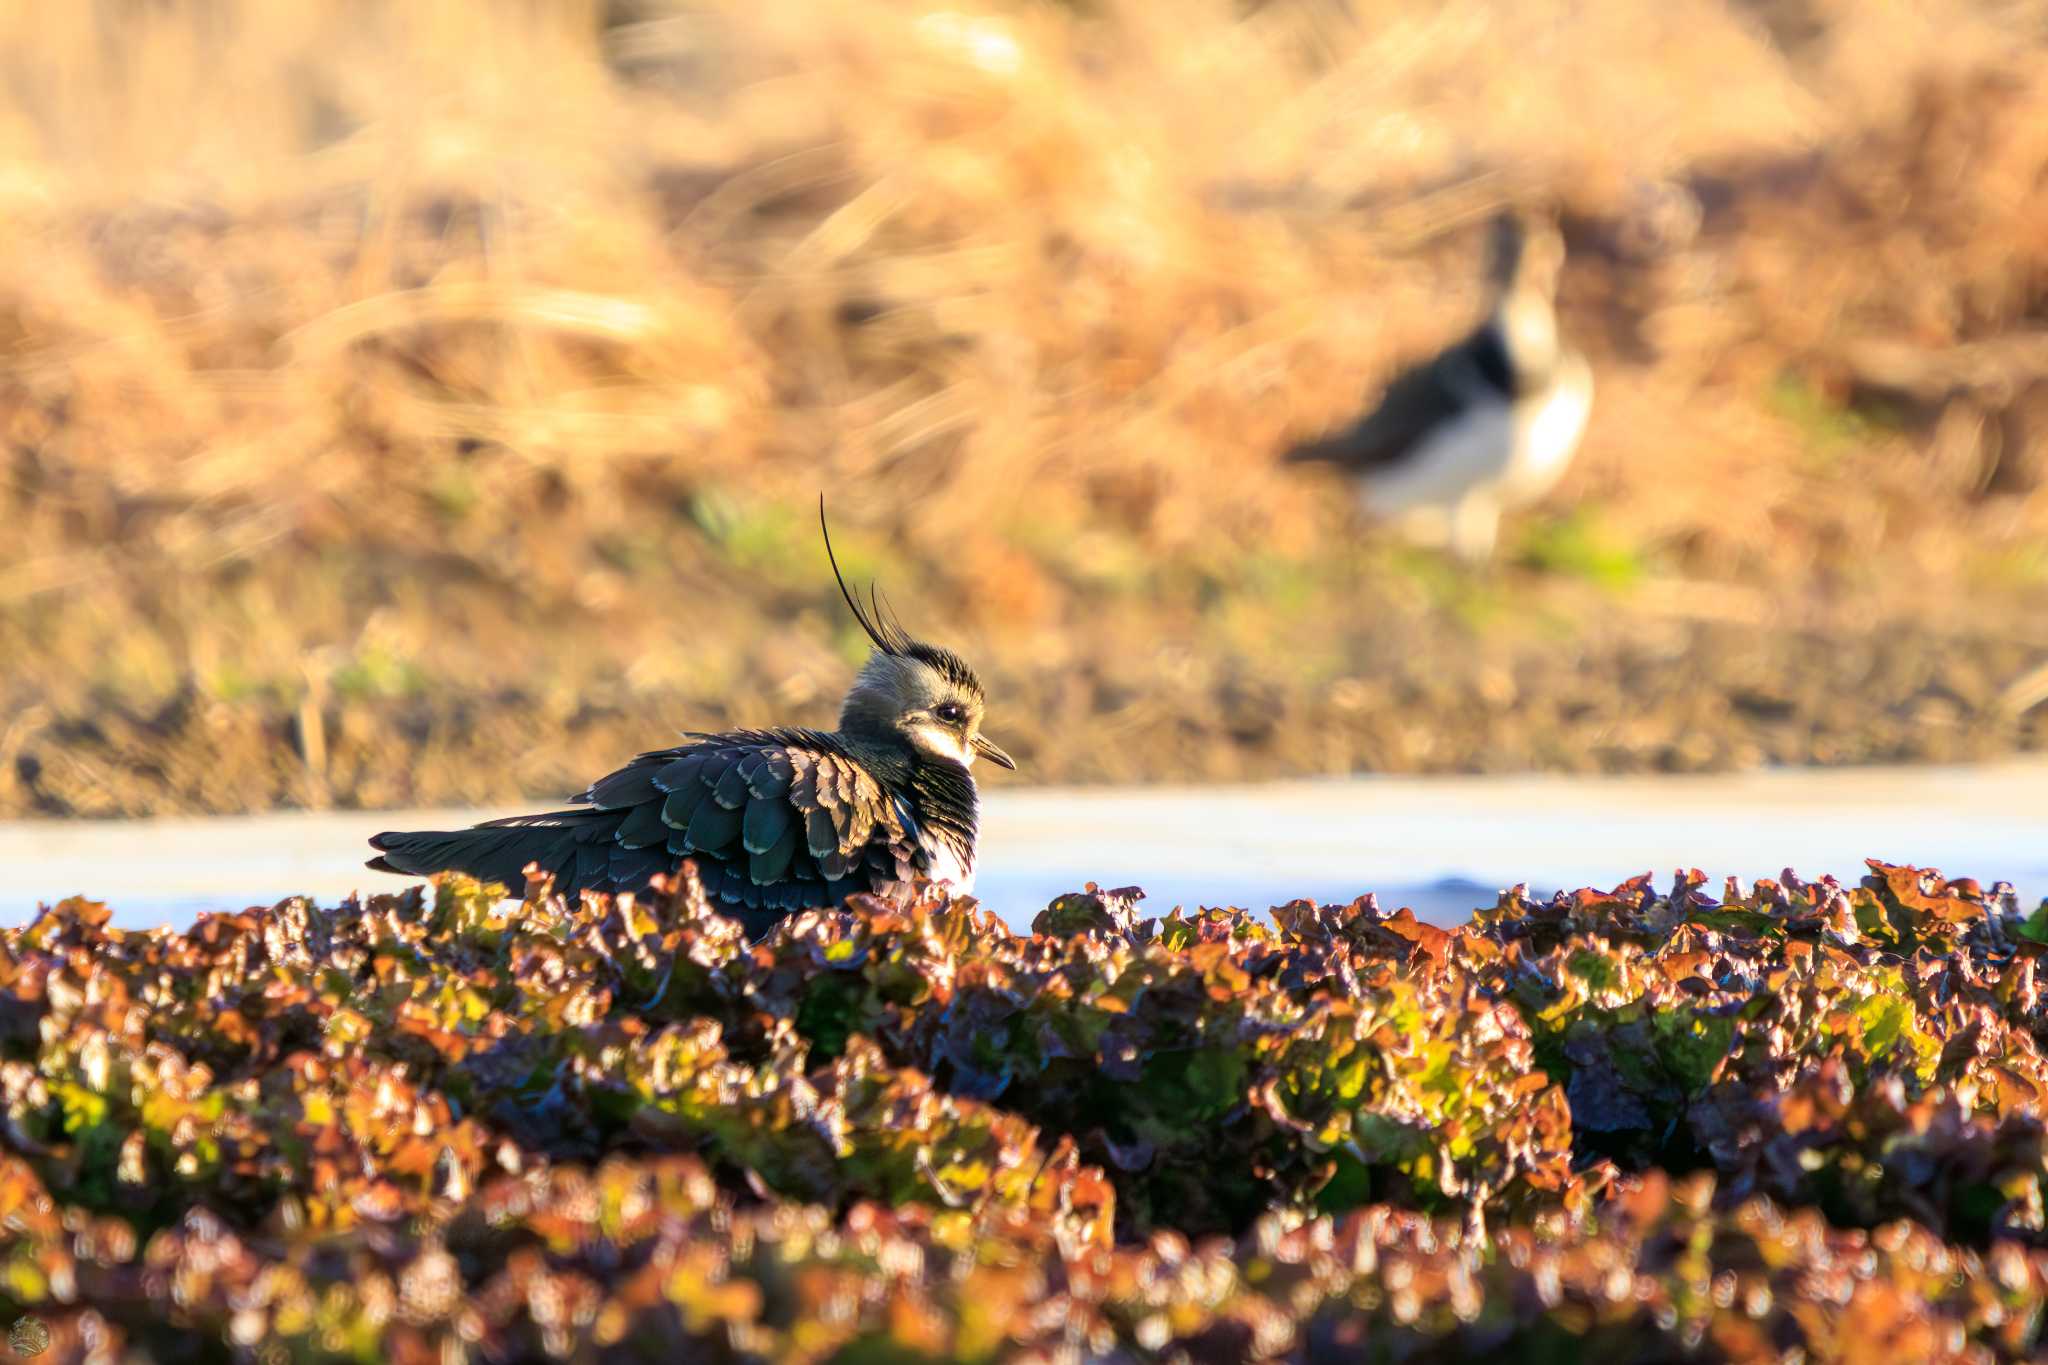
(1518, 222), (1567, 295)
(907, 719), (977, 766)
(897, 662), (1010, 770)
(1498, 289), (1559, 365)
(844, 651), (1016, 772)
(1488, 211), (1566, 303)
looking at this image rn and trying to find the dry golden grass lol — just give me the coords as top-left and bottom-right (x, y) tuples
(2, 0), (2047, 814)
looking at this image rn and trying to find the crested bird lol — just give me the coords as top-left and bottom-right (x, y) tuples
(366, 504), (1015, 936)
(1286, 209), (1593, 563)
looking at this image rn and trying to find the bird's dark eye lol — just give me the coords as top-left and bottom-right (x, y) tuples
(934, 702), (966, 725)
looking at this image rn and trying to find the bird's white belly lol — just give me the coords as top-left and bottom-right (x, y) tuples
(907, 837), (975, 895)
(1359, 360), (1592, 519)
(926, 847), (975, 893)
(1502, 360), (1592, 504)
(1359, 402), (1517, 515)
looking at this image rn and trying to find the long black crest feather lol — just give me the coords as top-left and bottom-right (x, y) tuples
(820, 497), (913, 656)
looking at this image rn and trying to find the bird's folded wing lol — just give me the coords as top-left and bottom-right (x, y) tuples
(1288, 325), (1505, 471)
(577, 728), (909, 904)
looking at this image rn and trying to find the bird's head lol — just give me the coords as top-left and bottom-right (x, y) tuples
(1488, 208), (1568, 369)
(819, 502), (1016, 773)
(1487, 207), (1567, 300)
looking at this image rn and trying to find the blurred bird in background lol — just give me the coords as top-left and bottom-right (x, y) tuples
(368, 506), (1014, 938)
(1287, 209), (1593, 563)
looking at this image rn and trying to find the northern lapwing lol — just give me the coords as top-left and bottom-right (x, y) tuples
(1287, 209), (1593, 562)
(368, 503), (1015, 935)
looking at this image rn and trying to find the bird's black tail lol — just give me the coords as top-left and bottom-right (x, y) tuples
(367, 810), (631, 897)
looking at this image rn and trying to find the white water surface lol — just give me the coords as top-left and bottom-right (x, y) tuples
(1, 760), (2043, 931)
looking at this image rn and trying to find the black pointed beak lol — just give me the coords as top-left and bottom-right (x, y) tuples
(972, 734), (1017, 770)
(1284, 433), (1352, 466)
